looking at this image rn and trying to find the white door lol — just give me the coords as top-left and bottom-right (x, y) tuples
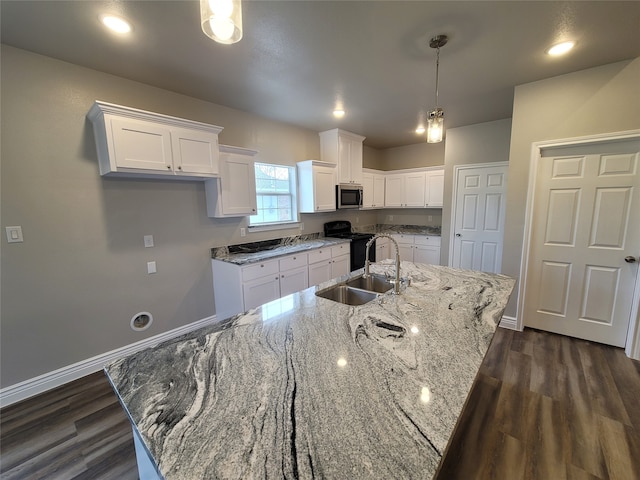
(404, 172), (427, 207)
(313, 166), (336, 212)
(451, 163), (508, 273)
(171, 127), (219, 175)
(220, 153), (257, 216)
(524, 139), (640, 347)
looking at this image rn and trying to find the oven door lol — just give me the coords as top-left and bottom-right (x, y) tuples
(336, 185), (362, 209)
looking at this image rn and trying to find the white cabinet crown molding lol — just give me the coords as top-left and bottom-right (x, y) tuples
(87, 101), (223, 134)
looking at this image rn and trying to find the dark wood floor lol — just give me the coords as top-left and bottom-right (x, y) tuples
(2, 327), (639, 480)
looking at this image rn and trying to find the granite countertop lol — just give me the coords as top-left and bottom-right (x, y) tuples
(106, 263), (514, 479)
(355, 224), (442, 236)
(212, 237), (351, 265)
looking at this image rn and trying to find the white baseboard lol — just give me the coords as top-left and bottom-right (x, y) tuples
(0, 315), (218, 408)
(499, 315), (519, 330)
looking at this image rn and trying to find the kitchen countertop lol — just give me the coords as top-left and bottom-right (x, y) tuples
(356, 224), (442, 236)
(212, 237), (351, 265)
(105, 262), (514, 479)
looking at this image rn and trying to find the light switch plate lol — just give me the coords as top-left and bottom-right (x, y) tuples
(147, 261), (157, 274)
(6, 226), (23, 243)
(144, 235), (154, 248)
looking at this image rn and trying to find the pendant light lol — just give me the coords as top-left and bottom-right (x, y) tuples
(426, 35), (448, 143)
(201, 0), (243, 45)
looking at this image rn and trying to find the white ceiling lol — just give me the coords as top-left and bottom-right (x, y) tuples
(2, 1), (639, 149)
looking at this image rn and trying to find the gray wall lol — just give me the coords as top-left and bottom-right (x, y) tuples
(381, 142), (445, 171)
(0, 46), (377, 387)
(441, 119), (513, 263)
(502, 58), (640, 318)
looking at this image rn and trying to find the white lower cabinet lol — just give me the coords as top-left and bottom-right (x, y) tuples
(307, 244), (351, 286)
(213, 243), (349, 320)
(391, 234), (441, 265)
(374, 237), (390, 261)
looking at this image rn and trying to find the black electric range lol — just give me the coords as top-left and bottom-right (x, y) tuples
(323, 220), (375, 271)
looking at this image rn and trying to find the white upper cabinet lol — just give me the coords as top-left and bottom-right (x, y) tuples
(385, 172), (426, 207)
(205, 145), (258, 217)
(319, 129), (365, 185)
(87, 101), (222, 179)
(297, 160), (337, 213)
(362, 170), (386, 209)
(425, 168), (445, 207)
(384, 167), (444, 208)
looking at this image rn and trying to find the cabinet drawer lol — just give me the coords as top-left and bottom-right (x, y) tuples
(331, 243), (350, 257)
(279, 253), (308, 271)
(414, 236), (441, 247)
(241, 260), (279, 282)
(308, 248), (332, 264)
(391, 234), (413, 245)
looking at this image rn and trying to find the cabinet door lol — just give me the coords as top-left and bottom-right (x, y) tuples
(372, 175), (385, 208)
(362, 173), (374, 208)
(337, 136), (352, 184)
(348, 138), (363, 184)
(398, 244), (414, 262)
(331, 254), (350, 278)
(405, 172), (427, 207)
(171, 127), (219, 175)
(280, 265), (309, 297)
(414, 245), (440, 265)
(425, 169), (444, 207)
(384, 175), (404, 207)
(110, 117), (173, 172)
(219, 153), (257, 216)
(243, 275), (280, 310)
(309, 260), (332, 286)
(375, 239), (389, 261)
(314, 167), (337, 212)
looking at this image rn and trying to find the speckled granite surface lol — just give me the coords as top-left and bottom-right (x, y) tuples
(355, 224), (442, 236)
(106, 263), (514, 480)
(211, 237), (351, 265)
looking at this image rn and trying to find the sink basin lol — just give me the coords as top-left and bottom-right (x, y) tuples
(315, 285), (379, 306)
(345, 274), (394, 294)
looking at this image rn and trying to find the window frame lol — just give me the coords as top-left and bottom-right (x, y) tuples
(248, 162), (300, 231)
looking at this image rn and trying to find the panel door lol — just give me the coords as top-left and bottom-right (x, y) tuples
(452, 164), (508, 273)
(425, 169), (445, 207)
(404, 173), (427, 207)
(309, 260), (332, 286)
(384, 175), (404, 207)
(372, 175), (386, 208)
(219, 153), (257, 216)
(243, 276), (280, 310)
(110, 117), (173, 172)
(525, 140), (640, 347)
(171, 127), (219, 175)
(414, 245), (440, 265)
(331, 254), (351, 277)
(362, 173), (374, 208)
(280, 265), (309, 297)
(313, 167), (337, 212)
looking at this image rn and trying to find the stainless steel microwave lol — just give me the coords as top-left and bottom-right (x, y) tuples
(336, 184), (363, 209)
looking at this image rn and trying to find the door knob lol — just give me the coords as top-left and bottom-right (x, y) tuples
(455, 233), (462, 237)
(625, 256), (638, 263)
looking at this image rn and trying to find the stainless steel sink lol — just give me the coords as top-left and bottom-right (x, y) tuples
(315, 285), (380, 306)
(345, 273), (394, 294)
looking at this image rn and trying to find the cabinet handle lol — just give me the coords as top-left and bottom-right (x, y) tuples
(260, 264), (264, 267)
(178, 166), (182, 170)
(293, 257), (296, 260)
(281, 275), (284, 278)
(166, 165), (171, 170)
(252, 209), (256, 212)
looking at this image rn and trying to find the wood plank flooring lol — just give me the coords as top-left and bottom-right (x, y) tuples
(1, 327), (639, 480)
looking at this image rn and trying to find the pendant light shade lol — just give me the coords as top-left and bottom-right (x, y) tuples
(426, 35), (448, 143)
(201, 0), (243, 45)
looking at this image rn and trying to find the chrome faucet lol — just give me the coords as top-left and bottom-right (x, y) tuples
(364, 233), (401, 294)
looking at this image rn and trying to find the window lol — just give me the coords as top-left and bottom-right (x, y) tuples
(249, 163), (298, 228)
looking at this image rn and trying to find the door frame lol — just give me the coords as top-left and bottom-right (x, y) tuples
(517, 130), (640, 359)
(448, 161), (509, 268)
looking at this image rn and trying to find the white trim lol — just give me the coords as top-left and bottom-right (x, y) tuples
(499, 315), (519, 331)
(448, 161), (509, 268)
(0, 315), (219, 407)
(516, 129), (640, 348)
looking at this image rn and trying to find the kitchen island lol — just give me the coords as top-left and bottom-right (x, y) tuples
(106, 262), (514, 479)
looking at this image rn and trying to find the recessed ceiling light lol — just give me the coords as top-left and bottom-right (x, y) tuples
(333, 109), (345, 118)
(546, 41), (575, 56)
(100, 14), (132, 34)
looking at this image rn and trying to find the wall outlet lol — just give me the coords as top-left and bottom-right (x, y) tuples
(5, 226), (23, 243)
(147, 261), (157, 274)
(300, 223), (304, 231)
(355, 216), (359, 223)
(389, 215), (393, 221)
(240, 228), (246, 237)
(428, 215), (433, 222)
(144, 235), (154, 248)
